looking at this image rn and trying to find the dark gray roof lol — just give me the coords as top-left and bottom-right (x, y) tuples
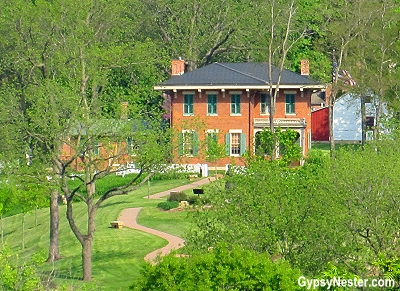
(158, 62), (322, 87)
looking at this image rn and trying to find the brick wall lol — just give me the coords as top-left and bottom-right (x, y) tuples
(171, 88), (311, 166)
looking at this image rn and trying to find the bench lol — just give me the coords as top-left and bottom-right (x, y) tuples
(110, 221), (124, 229)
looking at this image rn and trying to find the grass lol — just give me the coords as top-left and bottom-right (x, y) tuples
(311, 142), (362, 153)
(1, 177), (197, 290)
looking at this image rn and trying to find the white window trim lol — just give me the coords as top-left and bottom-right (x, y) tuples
(206, 129), (220, 133)
(229, 129), (243, 133)
(260, 94), (270, 116)
(181, 129), (196, 157)
(206, 92), (218, 116)
(229, 131), (243, 157)
(285, 93), (296, 115)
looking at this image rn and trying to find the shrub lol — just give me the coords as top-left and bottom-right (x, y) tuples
(167, 192), (187, 202)
(130, 244), (302, 291)
(186, 196), (200, 205)
(157, 201), (179, 211)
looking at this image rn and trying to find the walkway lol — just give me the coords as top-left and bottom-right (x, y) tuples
(117, 177), (214, 264)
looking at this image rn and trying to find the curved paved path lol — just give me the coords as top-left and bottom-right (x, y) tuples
(117, 177), (215, 264)
(118, 207), (184, 264)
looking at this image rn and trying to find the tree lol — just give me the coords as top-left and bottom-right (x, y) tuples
(348, 0), (400, 141)
(137, 0), (245, 71)
(204, 131), (226, 175)
(255, 127), (302, 164)
(187, 140), (400, 277)
(263, 0), (311, 159)
(60, 119), (170, 281)
(0, 0), (170, 279)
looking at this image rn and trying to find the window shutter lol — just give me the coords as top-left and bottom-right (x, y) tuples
(240, 133), (246, 155)
(178, 133), (183, 156)
(225, 133), (230, 156)
(193, 132), (199, 156)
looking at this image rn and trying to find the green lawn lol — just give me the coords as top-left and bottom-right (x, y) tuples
(1, 177), (196, 290)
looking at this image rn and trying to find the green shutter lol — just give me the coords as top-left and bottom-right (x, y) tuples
(178, 133), (183, 156)
(93, 140), (99, 155)
(225, 133), (230, 156)
(193, 132), (199, 156)
(240, 133), (246, 155)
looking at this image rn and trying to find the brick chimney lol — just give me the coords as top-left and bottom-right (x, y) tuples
(171, 59), (185, 76)
(300, 59), (310, 76)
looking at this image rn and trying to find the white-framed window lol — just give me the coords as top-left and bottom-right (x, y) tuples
(207, 93), (217, 115)
(225, 130), (246, 156)
(285, 94), (295, 114)
(230, 94), (241, 114)
(260, 94), (270, 115)
(178, 130), (198, 156)
(183, 93), (194, 115)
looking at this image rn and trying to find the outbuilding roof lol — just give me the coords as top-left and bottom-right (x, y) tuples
(155, 62), (325, 90)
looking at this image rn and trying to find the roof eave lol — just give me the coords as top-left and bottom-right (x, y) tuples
(154, 84), (326, 91)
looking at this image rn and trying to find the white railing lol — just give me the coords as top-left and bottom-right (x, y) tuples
(253, 118), (306, 127)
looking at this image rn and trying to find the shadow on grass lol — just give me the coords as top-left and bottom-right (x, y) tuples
(99, 200), (129, 208)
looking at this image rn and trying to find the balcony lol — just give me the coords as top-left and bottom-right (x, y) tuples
(253, 118), (307, 128)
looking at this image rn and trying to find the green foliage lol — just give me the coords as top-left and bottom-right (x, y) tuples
(157, 201), (179, 211)
(188, 139), (400, 277)
(0, 246), (46, 291)
(373, 255), (400, 289)
(167, 191), (188, 202)
(255, 128), (302, 164)
(317, 263), (359, 291)
(130, 244), (301, 291)
(204, 132), (226, 169)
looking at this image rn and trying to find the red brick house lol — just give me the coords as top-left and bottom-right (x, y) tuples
(155, 60), (325, 166)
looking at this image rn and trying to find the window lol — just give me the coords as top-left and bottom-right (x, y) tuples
(366, 116), (375, 130)
(260, 94), (270, 115)
(225, 132), (246, 156)
(285, 94), (295, 114)
(206, 132), (218, 147)
(230, 94), (241, 114)
(178, 131), (198, 156)
(127, 137), (137, 154)
(207, 94), (217, 115)
(93, 142), (100, 155)
(183, 94), (194, 115)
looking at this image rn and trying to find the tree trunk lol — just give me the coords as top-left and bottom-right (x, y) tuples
(269, 90), (278, 160)
(81, 236), (93, 281)
(373, 98), (383, 141)
(47, 188), (61, 262)
(329, 92), (335, 158)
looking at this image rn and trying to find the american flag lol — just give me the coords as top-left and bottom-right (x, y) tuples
(332, 59), (356, 86)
